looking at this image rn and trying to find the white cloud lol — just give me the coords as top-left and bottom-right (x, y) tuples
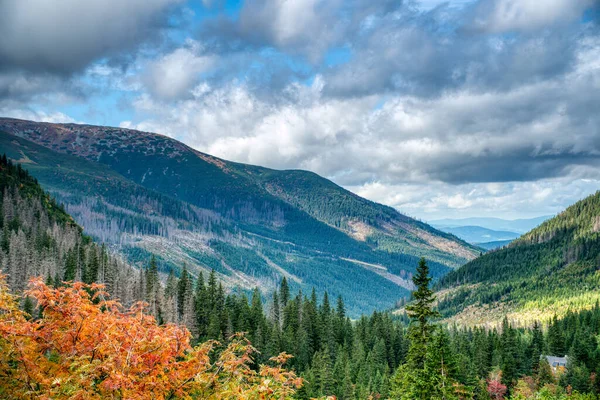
(1, 109), (78, 124)
(237, 0), (344, 61)
(472, 0), (595, 33)
(351, 178), (600, 220)
(416, 0), (475, 10)
(118, 32), (600, 219)
(142, 41), (217, 99)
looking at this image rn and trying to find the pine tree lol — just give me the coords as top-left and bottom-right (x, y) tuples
(335, 295), (347, 346)
(63, 249), (77, 282)
(406, 258), (439, 369)
(390, 258), (440, 400)
(426, 328), (459, 399)
(500, 317), (518, 387)
(530, 320), (544, 372)
(547, 315), (566, 356)
(165, 269), (177, 298)
(146, 256), (159, 299)
(145, 256), (160, 318)
(340, 361), (355, 400)
(177, 265), (190, 319)
(194, 271), (207, 339)
(271, 290), (281, 329)
(22, 296), (34, 320)
(536, 358), (555, 387)
(84, 248), (99, 284)
(280, 277), (290, 307)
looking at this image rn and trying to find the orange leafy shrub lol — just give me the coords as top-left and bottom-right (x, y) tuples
(0, 275), (302, 399)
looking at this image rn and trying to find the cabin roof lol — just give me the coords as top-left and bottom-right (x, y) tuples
(544, 355), (568, 366)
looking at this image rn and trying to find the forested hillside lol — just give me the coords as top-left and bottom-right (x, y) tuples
(437, 191), (600, 326)
(4, 241), (600, 399)
(2, 167), (599, 398)
(0, 118), (479, 315)
(0, 155), (137, 303)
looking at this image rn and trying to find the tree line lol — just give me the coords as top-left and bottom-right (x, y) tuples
(5, 153), (600, 399)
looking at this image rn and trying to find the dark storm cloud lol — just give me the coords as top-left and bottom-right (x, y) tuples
(427, 149), (600, 184)
(0, 0), (181, 75)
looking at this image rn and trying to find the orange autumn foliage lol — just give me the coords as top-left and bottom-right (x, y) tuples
(0, 274), (302, 399)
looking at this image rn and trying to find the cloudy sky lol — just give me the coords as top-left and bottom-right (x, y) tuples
(1, 0), (600, 220)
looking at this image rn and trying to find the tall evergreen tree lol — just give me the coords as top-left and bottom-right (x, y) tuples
(280, 277), (290, 307)
(177, 265), (190, 319)
(64, 249), (77, 282)
(405, 258), (439, 369)
(548, 315), (566, 356)
(390, 258), (440, 400)
(500, 317), (518, 387)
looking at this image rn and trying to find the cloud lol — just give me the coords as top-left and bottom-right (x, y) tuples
(4, 0), (600, 219)
(142, 40), (217, 100)
(0, 0), (182, 75)
(0, 108), (79, 124)
(201, 0), (407, 61)
(238, 0), (343, 61)
(323, 2), (590, 98)
(122, 34), (600, 189)
(350, 177), (600, 220)
(470, 0), (595, 33)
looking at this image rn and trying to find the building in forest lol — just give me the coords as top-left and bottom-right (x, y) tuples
(544, 355), (568, 372)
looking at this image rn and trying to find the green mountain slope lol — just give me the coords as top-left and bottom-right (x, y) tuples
(0, 117), (478, 316)
(0, 154), (137, 302)
(436, 191), (600, 326)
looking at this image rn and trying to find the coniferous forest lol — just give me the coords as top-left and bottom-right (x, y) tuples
(3, 155), (600, 399)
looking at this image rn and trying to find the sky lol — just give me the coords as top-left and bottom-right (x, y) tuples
(1, 0), (600, 220)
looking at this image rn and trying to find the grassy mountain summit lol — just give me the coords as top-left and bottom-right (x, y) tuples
(0, 117), (478, 316)
(436, 191), (600, 326)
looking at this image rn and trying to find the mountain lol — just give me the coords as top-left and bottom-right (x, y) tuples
(436, 191), (600, 326)
(430, 216), (552, 234)
(475, 239), (513, 250)
(433, 225), (519, 246)
(0, 117), (478, 316)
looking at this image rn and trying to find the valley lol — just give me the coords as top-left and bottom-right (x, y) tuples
(0, 118), (478, 316)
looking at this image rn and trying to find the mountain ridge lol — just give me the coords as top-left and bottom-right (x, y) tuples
(430, 215), (553, 234)
(436, 190), (600, 326)
(433, 225), (519, 245)
(0, 117), (478, 316)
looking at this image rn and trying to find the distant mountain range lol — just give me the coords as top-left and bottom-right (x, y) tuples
(430, 216), (552, 234)
(0, 117), (478, 316)
(435, 191), (600, 326)
(475, 240), (513, 250)
(432, 225), (520, 247)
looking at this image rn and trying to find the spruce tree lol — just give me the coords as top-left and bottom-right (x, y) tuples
(426, 328), (459, 399)
(500, 317), (518, 387)
(390, 258), (440, 400)
(548, 315), (566, 356)
(177, 265), (189, 319)
(406, 257), (439, 369)
(280, 277), (290, 307)
(530, 320), (544, 372)
(194, 271), (207, 338)
(271, 290), (281, 329)
(63, 249), (77, 281)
